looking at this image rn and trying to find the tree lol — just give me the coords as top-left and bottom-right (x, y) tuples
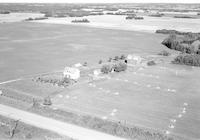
(8, 120), (19, 138)
(98, 60), (103, 64)
(108, 57), (112, 62)
(114, 56), (119, 61)
(83, 62), (87, 66)
(43, 96), (52, 105)
(120, 54), (126, 60)
(113, 62), (127, 72)
(101, 64), (112, 74)
(147, 60), (156, 66)
(162, 34), (180, 49)
(158, 50), (170, 56)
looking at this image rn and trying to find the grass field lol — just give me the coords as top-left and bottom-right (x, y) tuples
(0, 22), (199, 139)
(51, 62), (200, 140)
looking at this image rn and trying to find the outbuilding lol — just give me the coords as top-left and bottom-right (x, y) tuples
(63, 67), (80, 80)
(127, 54), (143, 65)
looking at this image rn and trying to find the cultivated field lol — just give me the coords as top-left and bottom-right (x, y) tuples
(0, 22), (166, 82)
(0, 22), (199, 139)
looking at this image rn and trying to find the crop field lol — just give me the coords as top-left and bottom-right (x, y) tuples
(0, 22), (165, 82)
(0, 22), (200, 139)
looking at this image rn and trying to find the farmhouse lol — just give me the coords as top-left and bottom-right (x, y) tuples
(63, 67), (80, 80)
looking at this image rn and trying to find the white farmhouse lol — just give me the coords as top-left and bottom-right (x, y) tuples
(63, 67), (80, 80)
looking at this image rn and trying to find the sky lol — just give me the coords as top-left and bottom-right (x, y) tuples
(0, 0), (200, 3)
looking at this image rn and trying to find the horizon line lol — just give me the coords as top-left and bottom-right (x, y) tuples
(0, 2), (200, 4)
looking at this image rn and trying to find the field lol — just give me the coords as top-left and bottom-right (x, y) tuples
(0, 22), (166, 82)
(0, 22), (200, 140)
(51, 62), (200, 140)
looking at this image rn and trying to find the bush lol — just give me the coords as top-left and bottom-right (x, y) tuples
(108, 57), (112, 62)
(172, 54), (200, 66)
(147, 60), (156, 66)
(101, 64), (112, 74)
(113, 62), (127, 72)
(98, 60), (103, 64)
(114, 56), (119, 61)
(83, 62), (87, 66)
(120, 54), (126, 60)
(43, 96), (52, 106)
(158, 50), (170, 56)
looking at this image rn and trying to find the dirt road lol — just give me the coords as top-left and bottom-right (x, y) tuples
(0, 104), (126, 140)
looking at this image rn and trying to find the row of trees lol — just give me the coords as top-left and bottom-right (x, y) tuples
(98, 54), (126, 64)
(34, 76), (72, 87)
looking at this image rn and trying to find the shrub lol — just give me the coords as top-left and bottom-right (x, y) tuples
(43, 96), (52, 106)
(120, 54), (126, 60)
(114, 56), (119, 61)
(147, 60), (156, 66)
(158, 50), (170, 56)
(101, 64), (112, 74)
(108, 57), (112, 62)
(172, 54), (200, 66)
(113, 62), (127, 72)
(62, 77), (71, 83)
(83, 62), (87, 66)
(98, 60), (103, 64)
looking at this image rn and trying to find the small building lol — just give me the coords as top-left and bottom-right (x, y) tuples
(127, 54), (143, 65)
(93, 69), (101, 76)
(63, 67), (80, 80)
(74, 63), (82, 68)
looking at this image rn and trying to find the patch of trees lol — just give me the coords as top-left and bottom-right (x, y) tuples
(148, 13), (164, 17)
(173, 15), (196, 19)
(161, 34), (200, 54)
(33, 76), (73, 87)
(101, 62), (127, 74)
(112, 62), (127, 72)
(71, 19), (90, 23)
(125, 14), (144, 20)
(156, 29), (200, 36)
(158, 50), (171, 56)
(172, 54), (200, 67)
(0, 11), (10, 14)
(106, 54), (126, 62)
(147, 60), (156, 66)
(25, 17), (48, 21)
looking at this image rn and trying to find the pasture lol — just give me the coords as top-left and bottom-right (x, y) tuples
(0, 22), (199, 139)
